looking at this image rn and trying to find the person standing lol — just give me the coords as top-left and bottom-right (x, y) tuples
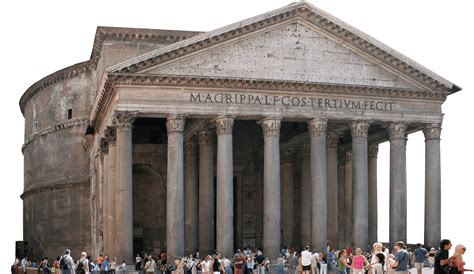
(370, 243), (384, 274)
(336, 250), (350, 274)
(389, 242), (410, 274)
(302, 246), (312, 274)
(256, 251), (266, 274)
(135, 254), (142, 271)
(452, 244), (474, 274)
(144, 255), (157, 273)
(435, 239), (453, 274)
(428, 248), (436, 269)
(351, 248), (369, 274)
(76, 252), (89, 274)
(60, 249), (75, 274)
(414, 244), (428, 274)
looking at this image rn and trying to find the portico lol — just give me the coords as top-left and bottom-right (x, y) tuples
(87, 1), (456, 264)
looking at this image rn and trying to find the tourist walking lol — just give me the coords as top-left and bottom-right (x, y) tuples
(435, 239), (453, 274)
(428, 248), (436, 269)
(388, 241), (410, 274)
(452, 244), (473, 274)
(144, 255), (157, 273)
(336, 250), (350, 274)
(212, 254), (225, 274)
(136, 254), (142, 271)
(414, 244), (428, 274)
(351, 248), (369, 274)
(302, 246), (312, 274)
(59, 249), (75, 274)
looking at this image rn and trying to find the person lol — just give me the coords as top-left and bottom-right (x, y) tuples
(212, 254), (224, 274)
(117, 260), (127, 274)
(351, 248), (369, 274)
(370, 243), (384, 274)
(60, 249), (75, 274)
(135, 254), (142, 271)
(52, 256), (60, 274)
(276, 254), (286, 274)
(100, 257), (110, 273)
(42, 257), (51, 274)
(298, 254), (303, 274)
(452, 245), (473, 274)
(413, 244), (428, 274)
(387, 254), (395, 274)
(256, 251), (266, 274)
(311, 251), (319, 274)
(428, 248), (437, 269)
(144, 255), (157, 273)
(302, 246), (313, 274)
(389, 241), (410, 274)
(246, 256), (255, 274)
(319, 253), (328, 274)
(21, 256), (28, 274)
(76, 252), (89, 274)
(327, 249), (336, 274)
(435, 239), (453, 274)
(336, 249), (350, 274)
(234, 252), (245, 274)
(201, 255), (212, 274)
(97, 255), (103, 270)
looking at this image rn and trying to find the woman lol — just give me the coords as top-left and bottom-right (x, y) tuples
(428, 248), (436, 269)
(370, 243), (384, 274)
(453, 245), (473, 274)
(297, 254), (303, 274)
(212, 254), (224, 274)
(351, 248), (369, 274)
(201, 255), (212, 274)
(336, 250), (351, 274)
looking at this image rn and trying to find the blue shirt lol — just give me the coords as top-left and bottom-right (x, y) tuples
(414, 248), (427, 263)
(394, 250), (409, 272)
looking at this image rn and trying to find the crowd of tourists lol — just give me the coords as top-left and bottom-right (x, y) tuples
(10, 239), (472, 274)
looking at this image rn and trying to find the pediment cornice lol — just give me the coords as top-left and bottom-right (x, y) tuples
(109, 2), (460, 94)
(88, 73), (449, 131)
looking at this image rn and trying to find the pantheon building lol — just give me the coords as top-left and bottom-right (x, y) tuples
(20, 2), (460, 264)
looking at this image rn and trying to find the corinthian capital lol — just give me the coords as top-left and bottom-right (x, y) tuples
(113, 111), (138, 132)
(300, 141), (311, 157)
(368, 143), (379, 158)
(308, 118), (328, 138)
(99, 138), (109, 154)
(198, 130), (213, 145)
(423, 124), (442, 140)
(387, 122), (407, 141)
(104, 126), (116, 142)
(166, 114), (186, 133)
(260, 118), (281, 137)
(326, 133), (339, 149)
(214, 116), (234, 135)
(184, 141), (198, 155)
(350, 121), (370, 138)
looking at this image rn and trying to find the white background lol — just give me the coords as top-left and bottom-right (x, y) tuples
(1, 0), (473, 270)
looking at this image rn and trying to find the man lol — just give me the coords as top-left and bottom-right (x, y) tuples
(389, 241), (410, 274)
(96, 254), (103, 270)
(60, 249), (75, 274)
(301, 246), (313, 274)
(144, 255), (157, 273)
(136, 254), (142, 270)
(21, 256), (28, 274)
(255, 251), (266, 274)
(435, 239), (453, 274)
(413, 244), (428, 274)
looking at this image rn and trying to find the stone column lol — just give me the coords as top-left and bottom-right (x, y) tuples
(105, 126), (117, 256)
(99, 138), (109, 254)
(260, 118), (281, 259)
(423, 124), (441, 248)
(184, 141), (198, 255)
(368, 143), (379, 245)
(300, 142), (311, 248)
(308, 118), (328, 252)
(198, 129), (215, 256)
(344, 151), (352, 248)
(215, 116), (234, 258)
(114, 111), (137, 264)
(326, 133), (339, 248)
(388, 122), (407, 246)
(166, 115), (186, 261)
(351, 121), (370, 250)
(281, 149), (295, 248)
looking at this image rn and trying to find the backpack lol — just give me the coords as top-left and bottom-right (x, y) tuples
(59, 256), (69, 270)
(76, 259), (85, 274)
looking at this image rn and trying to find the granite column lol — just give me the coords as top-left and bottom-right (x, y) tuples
(281, 149), (295, 248)
(388, 123), (407, 246)
(184, 141), (199, 255)
(351, 121), (370, 250)
(215, 116), (234, 258)
(166, 115), (186, 260)
(368, 143), (379, 245)
(300, 142), (311, 247)
(326, 133), (339, 248)
(423, 124), (442, 248)
(260, 118), (281, 259)
(105, 126), (117, 256)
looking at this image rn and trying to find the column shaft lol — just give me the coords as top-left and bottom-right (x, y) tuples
(100, 139), (110, 255)
(423, 125), (441, 248)
(215, 117), (234, 258)
(368, 144), (379, 245)
(167, 115), (186, 260)
(198, 130), (215, 256)
(388, 123), (407, 246)
(261, 118), (281, 259)
(300, 144), (311, 248)
(351, 121), (370, 250)
(344, 151), (352, 248)
(184, 142), (199, 255)
(281, 149), (295, 248)
(326, 134), (338, 248)
(107, 135), (117, 256)
(114, 111), (137, 264)
(309, 118), (328, 251)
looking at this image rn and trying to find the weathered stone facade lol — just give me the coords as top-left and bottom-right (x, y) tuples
(20, 2), (459, 263)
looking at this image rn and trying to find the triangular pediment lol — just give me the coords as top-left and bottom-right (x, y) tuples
(109, 2), (458, 93)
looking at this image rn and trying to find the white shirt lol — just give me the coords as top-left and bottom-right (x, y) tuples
(302, 250), (312, 266)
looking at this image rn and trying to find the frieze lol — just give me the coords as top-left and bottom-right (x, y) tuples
(113, 111), (138, 132)
(166, 115), (186, 133)
(308, 118), (328, 138)
(260, 118), (281, 138)
(387, 123), (407, 141)
(350, 121), (370, 138)
(423, 124), (442, 140)
(214, 116), (234, 135)
(22, 118), (89, 153)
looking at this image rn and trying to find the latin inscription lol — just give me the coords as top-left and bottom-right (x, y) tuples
(190, 93), (394, 111)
